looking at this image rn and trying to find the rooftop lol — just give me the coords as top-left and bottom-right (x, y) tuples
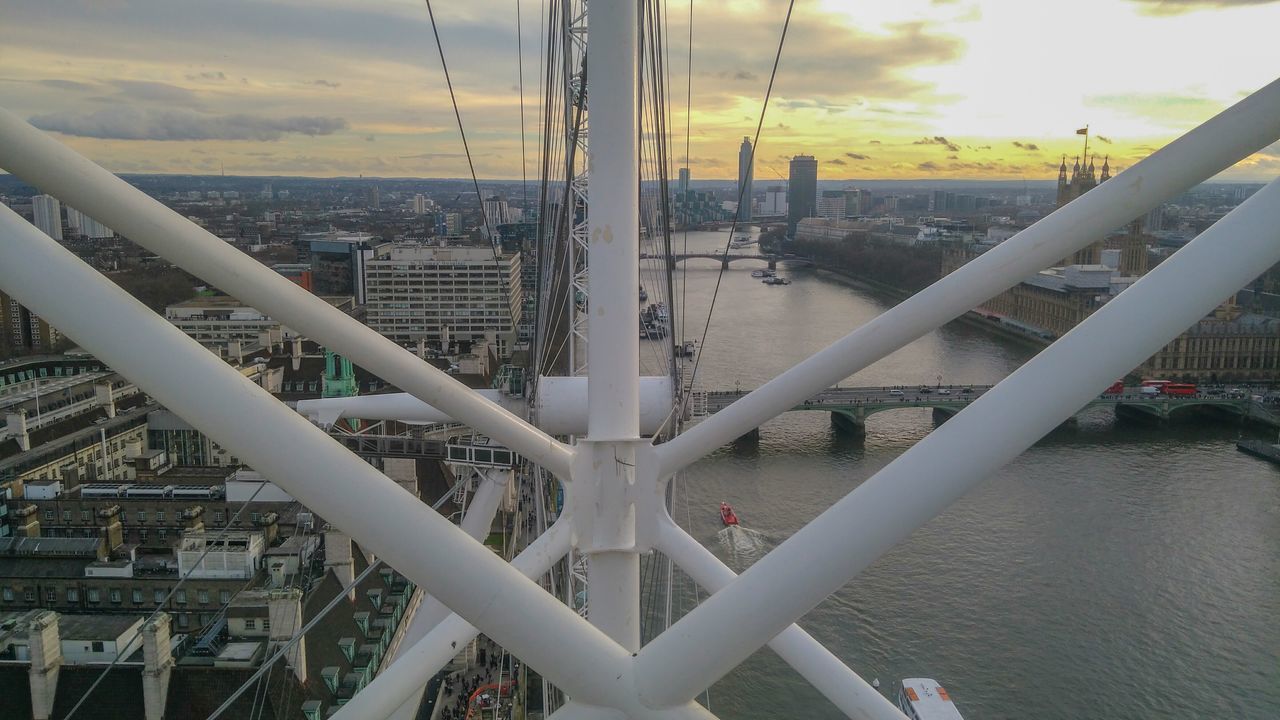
(57, 613), (144, 641)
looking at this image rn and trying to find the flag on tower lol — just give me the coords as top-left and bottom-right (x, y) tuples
(1076, 127), (1089, 135)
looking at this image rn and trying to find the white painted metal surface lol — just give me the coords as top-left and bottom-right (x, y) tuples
(582, 0), (642, 654)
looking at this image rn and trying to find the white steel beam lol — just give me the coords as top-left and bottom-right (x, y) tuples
(333, 519), (572, 720)
(296, 375), (675, 436)
(544, 702), (719, 720)
(656, 518), (906, 720)
(385, 469), (508, 720)
(0, 207), (631, 707)
(0, 107), (574, 481)
(583, 0), (642, 654)
(635, 177), (1280, 705)
(654, 77), (1280, 477)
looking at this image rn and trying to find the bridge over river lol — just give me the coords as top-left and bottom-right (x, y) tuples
(689, 384), (1280, 435)
(640, 252), (813, 270)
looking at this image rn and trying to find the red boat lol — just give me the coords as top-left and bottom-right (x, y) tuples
(720, 502), (740, 526)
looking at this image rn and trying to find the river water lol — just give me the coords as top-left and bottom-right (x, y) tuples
(638, 229), (1280, 720)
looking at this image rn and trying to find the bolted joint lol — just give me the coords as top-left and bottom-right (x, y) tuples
(568, 439), (647, 554)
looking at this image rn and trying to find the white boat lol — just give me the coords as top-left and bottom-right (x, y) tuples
(751, 269), (775, 278)
(896, 679), (965, 720)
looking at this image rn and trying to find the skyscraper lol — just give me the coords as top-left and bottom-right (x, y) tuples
(787, 155), (817, 236)
(65, 206), (113, 239)
(32, 194), (62, 241)
(737, 137), (753, 222)
(677, 167), (690, 194)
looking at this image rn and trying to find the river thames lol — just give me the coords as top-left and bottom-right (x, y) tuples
(640, 229), (1280, 720)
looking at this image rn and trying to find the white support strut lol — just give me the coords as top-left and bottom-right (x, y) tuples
(656, 517), (906, 720)
(655, 76), (1280, 477)
(330, 520), (572, 720)
(581, 0), (643, 655)
(385, 469), (509, 720)
(0, 207), (633, 709)
(0, 107), (575, 481)
(634, 178), (1280, 706)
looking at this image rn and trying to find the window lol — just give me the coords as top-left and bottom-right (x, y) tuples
(156, 511), (166, 523)
(1, 588), (12, 601)
(87, 588), (101, 603)
(109, 589), (121, 603)
(62, 510), (72, 522)
(219, 590), (231, 604)
(262, 617), (270, 631)
(24, 590), (34, 603)
(175, 589), (187, 604)
(197, 589), (209, 604)
(154, 589), (165, 604)
(91, 640), (105, 653)
(44, 509), (54, 521)
(158, 529), (167, 540)
(137, 511), (147, 523)
(132, 589), (143, 604)
(81, 510), (91, 522)
(67, 588), (79, 603)
(177, 614), (190, 629)
(245, 618), (256, 630)
(46, 589), (57, 604)
(214, 511), (225, 524)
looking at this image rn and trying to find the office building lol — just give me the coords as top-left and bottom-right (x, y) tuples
(1, 291), (59, 356)
(762, 186), (788, 216)
(364, 243), (522, 355)
(678, 167), (691, 194)
(817, 191), (845, 220)
(298, 232), (382, 304)
(787, 155), (817, 236)
(737, 137), (754, 222)
(165, 295), (354, 351)
(413, 194), (428, 216)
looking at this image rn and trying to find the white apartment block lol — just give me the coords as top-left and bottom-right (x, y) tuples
(364, 243), (522, 353)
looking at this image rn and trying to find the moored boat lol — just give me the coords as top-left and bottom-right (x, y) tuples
(896, 678), (965, 720)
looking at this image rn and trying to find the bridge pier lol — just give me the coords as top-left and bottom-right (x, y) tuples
(830, 409), (865, 435)
(1115, 402), (1169, 424)
(931, 407), (958, 425)
(722, 257), (730, 270)
(768, 259), (776, 270)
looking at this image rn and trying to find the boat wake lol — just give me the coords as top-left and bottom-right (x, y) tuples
(717, 525), (768, 561)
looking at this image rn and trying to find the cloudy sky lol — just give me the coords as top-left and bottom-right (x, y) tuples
(2, 0), (1278, 181)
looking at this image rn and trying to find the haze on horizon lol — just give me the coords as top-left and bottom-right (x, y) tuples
(2, 0), (1277, 183)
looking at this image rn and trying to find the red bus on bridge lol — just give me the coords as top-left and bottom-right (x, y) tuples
(1162, 383), (1198, 397)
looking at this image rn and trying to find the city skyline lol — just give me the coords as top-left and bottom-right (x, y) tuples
(1, 0), (1278, 181)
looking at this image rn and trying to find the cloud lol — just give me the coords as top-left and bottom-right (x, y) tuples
(30, 106), (348, 140)
(828, 158), (847, 165)
(947, 154), (959, 159)
(913, 135), (960, 152)
(1096, 135), (1113, 144)
(109, 80), (203, 107)
(185, 71), (227, 82)
(38, 79), (95, 92)
(776, 122), (792, 131)
(309, 79), (341, 88)
(845, 152), (870, 160)
(917, 161), (941, 171)
(1012, 141), (1040, 151)
(365, 134), (376, 142)
(1129, 0), (1279, 15)
(869, 140), (882, 145)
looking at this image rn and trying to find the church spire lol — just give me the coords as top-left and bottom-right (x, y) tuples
(1100, 155), (1111, 182)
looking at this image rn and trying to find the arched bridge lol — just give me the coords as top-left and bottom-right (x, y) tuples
(690, 384), (1279, 435)
(640, 252), (813, 270)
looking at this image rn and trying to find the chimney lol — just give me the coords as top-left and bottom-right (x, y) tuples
(323, 528), (356, 601)
(141, 614), (173, 720)
(6, 410), (30, 452)
(268, 589), (307, 683)
(27, 611), (62, 720)
(12, 504), (40, 538)
(228, 339), (244, 365)
(98, 504), (123, 551)
(290, 336), (303, 372)
(94, 382), (116, 418)
(181, 506), (205, 533)
(415, 338), (426, 359)
(256, 511), (280, 546)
